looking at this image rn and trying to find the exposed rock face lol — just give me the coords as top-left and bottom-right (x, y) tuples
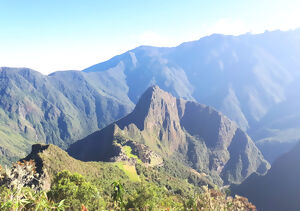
(68, 86), (270, 185)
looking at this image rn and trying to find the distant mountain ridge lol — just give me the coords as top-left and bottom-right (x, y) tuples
(68, 86), (270, 185)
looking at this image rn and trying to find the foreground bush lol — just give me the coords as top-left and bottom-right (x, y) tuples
(47, 170), (105, 210)
(0, 186), (66, 210)
(0, 161), (65, 210)
(125, 182), (183, 210)
(183, 186), (256, 211)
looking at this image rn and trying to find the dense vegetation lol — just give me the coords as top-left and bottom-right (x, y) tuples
(0, 160), (256, 210)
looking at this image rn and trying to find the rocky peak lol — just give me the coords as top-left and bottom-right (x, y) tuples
(123, 86), (178, 128)
(129, 86), (185, 151)
(68, 86), (270, 185)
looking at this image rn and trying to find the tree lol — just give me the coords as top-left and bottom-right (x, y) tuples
(111, 181), (125, 209)
(48, 170), (105, 210)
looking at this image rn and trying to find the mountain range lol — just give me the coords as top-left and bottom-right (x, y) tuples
(1, 29), (300, 166)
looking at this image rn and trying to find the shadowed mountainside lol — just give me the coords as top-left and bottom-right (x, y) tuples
(232, 141), (300, 211)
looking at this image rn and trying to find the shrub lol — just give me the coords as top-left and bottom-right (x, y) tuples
(0, 186), (67, 210)
(184, 186), (256, 211)
(48, 170), (105, 210)
(126, 182), (166, 210)
(0, 162), (65, 210)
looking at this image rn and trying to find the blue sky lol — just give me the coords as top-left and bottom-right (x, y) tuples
(1, 0), (300, 74)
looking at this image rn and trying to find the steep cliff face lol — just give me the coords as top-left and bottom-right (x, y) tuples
(68, 86), (269, 185)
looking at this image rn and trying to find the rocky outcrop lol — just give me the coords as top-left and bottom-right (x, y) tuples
(21, 144), (52, 191)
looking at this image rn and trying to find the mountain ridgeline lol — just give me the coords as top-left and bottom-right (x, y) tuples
(68, 86), (270, 185)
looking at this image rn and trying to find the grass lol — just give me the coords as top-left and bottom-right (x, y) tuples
(115, 162), (141, 182)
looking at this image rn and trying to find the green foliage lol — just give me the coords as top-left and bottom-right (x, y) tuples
(48, 170), (105, 210)
(126, 182), (168, 210)
(0, 186), (66, 211)
(0, 162), (257, 210)
(0, 161), (66, 210)
(111, 181), (125, 209)
(183, 186), (256, 211)
(1, 144), (257, 210)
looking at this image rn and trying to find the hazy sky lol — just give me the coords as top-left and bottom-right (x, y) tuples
(1, 0), (300, 74)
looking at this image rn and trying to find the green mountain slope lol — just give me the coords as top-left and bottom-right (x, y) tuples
(232, 141), (300, 211)
(5, 143), (255, 210)
(68, 86), (270, 185)
(22, 143), (210, 199)
(0, 67), (133, 165)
